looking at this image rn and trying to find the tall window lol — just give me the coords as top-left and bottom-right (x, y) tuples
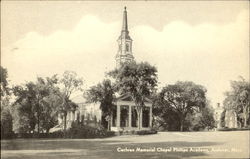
(126, 43), (129, 52)
(120, 105), (129, 127)
(112, 106), (117, 127)
(142, 107), (150, 127)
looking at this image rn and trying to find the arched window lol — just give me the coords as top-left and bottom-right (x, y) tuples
(126, 43), (129, 52)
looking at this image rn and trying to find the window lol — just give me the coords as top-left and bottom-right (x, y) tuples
(131, 106), (138, 127)
(126, 44), (129, 52)
(120, 105), (129, 127)
(142, 107), (150, 127)
(112, 106), (117, 127)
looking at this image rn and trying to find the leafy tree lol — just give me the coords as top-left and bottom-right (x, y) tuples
(12, 75), (60, 134)
(32, 78), (51, 133)
(85, 79), (116, 130)
(188, 103), (215, 131)
(153, 106), (180, 131)
(0, 66), (13, 138)
(12, 102), (31, 133)
(58, 71), (83, 134)
(0, 66), (10, 96)
(109, 62), (157, 130)
(12, 85), (36, 133)
(223, 77), (250, 127)
(39, 76), (61, 133)
(155, 81), (207, 131)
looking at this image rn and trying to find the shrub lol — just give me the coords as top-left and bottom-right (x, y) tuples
(1, 132), (15, 139)
(217, 127), (250, 131)
(12, 132), (64, 139)
(136, 129), (157, 135)
(62, 124), (115, 138)
(11, 124), (115, 139)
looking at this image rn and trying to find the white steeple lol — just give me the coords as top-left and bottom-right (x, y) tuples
(116, 7), (134, 68)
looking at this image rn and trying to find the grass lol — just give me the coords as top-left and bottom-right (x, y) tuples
(1, 131), (249, 159)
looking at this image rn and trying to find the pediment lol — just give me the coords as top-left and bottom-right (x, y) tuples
(116, 93), (152, 103)
(118, 94), (133, 101)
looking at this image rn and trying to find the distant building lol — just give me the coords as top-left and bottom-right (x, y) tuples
(214, 103), (224, 129)
(225, 109), (238, 128)
(214, 102), (238, 129)
(50, 96), (101, 132)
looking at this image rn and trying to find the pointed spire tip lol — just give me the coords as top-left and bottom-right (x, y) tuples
(122, 6), (128, 31)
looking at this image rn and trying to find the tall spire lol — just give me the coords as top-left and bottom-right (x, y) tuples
(122, 6), (128, 31)
(116, 6), (134, 68)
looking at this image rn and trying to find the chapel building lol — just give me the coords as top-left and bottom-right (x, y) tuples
(51, 7), (153, 133)
(110, 7), (153, 132)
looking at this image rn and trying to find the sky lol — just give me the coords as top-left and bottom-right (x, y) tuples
(1, 1), (249, 106)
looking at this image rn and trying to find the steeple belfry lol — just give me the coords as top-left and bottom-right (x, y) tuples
(116, 7), (134, 68)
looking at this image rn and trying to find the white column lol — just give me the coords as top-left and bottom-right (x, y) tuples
(111, 114), (113, 127)
(59, 113), (63, 125)
(66, 111), (69, 121)
(234, 112), (238, 128)
(117, 105), (120, 127)
(70, 111), (72, 121)
(72, 111), (75, 121)
(74, 111), (78, 121)
(140, 109), (143, 128)
(137, 108), (139, 128)
(129, 105), (132, 127)
(70, 111), (73, 121)
(62, 115), (66, 129)
(149, 106), (152, 127)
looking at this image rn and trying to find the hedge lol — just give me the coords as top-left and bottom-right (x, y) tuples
(136, 129), (158, 135)
(2, 125), (115, 139)
(64, 124), (115, 138)
(217, 127), (250, 131)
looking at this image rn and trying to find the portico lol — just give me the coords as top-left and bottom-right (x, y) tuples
(111, 94), (153, 132)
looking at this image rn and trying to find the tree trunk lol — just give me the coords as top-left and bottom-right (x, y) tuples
(244, 113), (247, 128)
(179, 112), (187, 132)
(37, 115), (40, 135)
(63, 112), (67, 138)
(180, 114), (184, 132)
(180, 120), (184, 132)
(243, 106), (247, 127)
(37, 98), (40, 135)
(137, 108), (142, 130)
(138, 113), (140, 130)
(108, 120), (110, 131)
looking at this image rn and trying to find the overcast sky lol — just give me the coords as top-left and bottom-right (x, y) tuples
(1, 1), (249, 106)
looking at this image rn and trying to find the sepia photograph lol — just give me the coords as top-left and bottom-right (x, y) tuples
(1, 1), (249, 159)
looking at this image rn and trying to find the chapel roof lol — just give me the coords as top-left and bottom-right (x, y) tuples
(116, 93), (152, 103)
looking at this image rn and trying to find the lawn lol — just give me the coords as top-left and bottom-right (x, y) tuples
(1, 131), (249, 159)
